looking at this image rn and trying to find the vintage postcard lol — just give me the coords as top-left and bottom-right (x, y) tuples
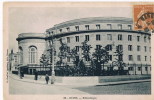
(3, 2), (154, 100)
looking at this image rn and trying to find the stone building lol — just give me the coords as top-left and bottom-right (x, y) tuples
(16, 17), (151, 75)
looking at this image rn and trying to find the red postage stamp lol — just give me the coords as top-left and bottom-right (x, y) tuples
(134, 5), (154, 32)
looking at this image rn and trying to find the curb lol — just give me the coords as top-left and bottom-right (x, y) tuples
(9, 74), (151, 87)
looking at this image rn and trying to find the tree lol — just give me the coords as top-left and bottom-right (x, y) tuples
(114, 46), (126, 75)
(40, 54), (49, 74)
(80, 40), (92, 61)
(92, 45), (109, 76)
(57, 38), (69, 67)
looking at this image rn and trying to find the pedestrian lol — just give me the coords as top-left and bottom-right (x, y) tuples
(45, 74), (49, 84)
(34, 70), (38, 80)
(20, 71), (23, 79)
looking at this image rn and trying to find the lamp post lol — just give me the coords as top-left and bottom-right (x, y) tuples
(46, 30), (55, 84)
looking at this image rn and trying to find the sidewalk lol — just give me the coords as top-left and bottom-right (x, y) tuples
(9, 73), (151, 87)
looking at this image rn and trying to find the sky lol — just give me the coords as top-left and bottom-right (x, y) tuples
(8, 7), (132, 52)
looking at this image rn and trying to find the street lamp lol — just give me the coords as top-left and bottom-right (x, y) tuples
(46, 30), (55, 84)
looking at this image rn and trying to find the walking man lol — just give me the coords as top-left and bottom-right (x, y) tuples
(45, 74), (49, 84)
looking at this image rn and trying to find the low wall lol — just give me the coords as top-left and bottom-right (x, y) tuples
(55, 75), (151, 85)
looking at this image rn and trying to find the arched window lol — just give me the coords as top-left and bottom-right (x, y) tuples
(19, 46), (23, 64)
(29, 46), (37, 64)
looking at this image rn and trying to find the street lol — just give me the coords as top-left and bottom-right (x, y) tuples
(9, 76), (151, 94)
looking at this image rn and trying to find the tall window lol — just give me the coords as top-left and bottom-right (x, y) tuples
(67, 57), (70, 62)
(19, 46), (23, 64)
(145, 56), (147, 61)
(137, 55), (141, 61)
(109, 55), (112, 61)
(96, 45), (101, 50)
(75, 36), (79, 42)
(128, 45), (133, 51)
(117, 45), (123, 51)
(67, 47), (70, 52)
(128, 25), (132, 30)
(96, 34), (101, 41)
(144, 46), (147, 52)
(128, 55), (133, 61)
(106, 45), (112, 51)
(75, 46), (80, 52)
(85, 35), (89, 41)
(59, 29), (62, 33)
(107, 34), (112, 40)
(96, 24), (100, 29)
(107, 24), (112, 29)
(144, 36), (147, 42)
(128, 35), (132, 41)
(85, 25), (89, 30)
(66, 27), (70, 32)
(118, 34), (122, 40)
(118, 55), (123, 61)
(118, 24), (122, 29)
(67, 37), (70, 43)
(29, 46), (37, 64)
(75, 26), (79, 31)
(137, 45), (141, 51)
(137, 36), (140, 42)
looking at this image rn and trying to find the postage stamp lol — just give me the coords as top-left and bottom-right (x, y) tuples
(134, 5), (154, 32)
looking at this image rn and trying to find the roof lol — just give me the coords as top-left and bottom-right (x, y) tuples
(49, 17), (133, 30)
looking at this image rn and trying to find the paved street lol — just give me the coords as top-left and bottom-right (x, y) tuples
(74, 82), (151, 94)
(9, 76), (151, 95)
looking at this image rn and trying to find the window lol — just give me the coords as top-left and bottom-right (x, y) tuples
(109, 55), (112, 61)
(137, 55), (141, 61)
(128, 35), (132, 41)
(96, 24), (100, 29)
(85, 56), (90, 61)
(66, 27), (70, 32)
(128, 45), (133, 51)
(118, 24), (122, 29)
(75, 46), (80, 52)
(144, 36), (147, 42)
(107, 24), (112, 29)
(145, 67), (148, 71)
(128, 25), (132, 30)
(128, 67), (133, 71)
(75, 26), (79, 31)
(138, 67), (141, 71)
(106, 45), (112, 51)
(75, 36), (79, 42)
(137, 36), (140, 42)
(117, 45), (123, 51)
(85, 25), (89, 30)
(107, 34), (112, 40)
(96, 34), (101, 41)
(59, 29), (62, 33)
(67, 47), (70, 52)
(96, 45), (101, 50)
(149, 47), (151, 52)
(85, 35), (89, 41)
(145, 56), (147, 61)
(67, 57), (70, 62)
(118, 55), (123, 61)
(19, 46), (23, 64)
(144, 46), (147, 52)
(29, 46), (37, 64)
(67, 37), (70, 43)
(118, 34), (122, 40)
(137, 46), (141, 51)
(128, 55), (133, 61)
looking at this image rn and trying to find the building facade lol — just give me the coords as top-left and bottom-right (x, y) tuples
(16, 17), (151, 75)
